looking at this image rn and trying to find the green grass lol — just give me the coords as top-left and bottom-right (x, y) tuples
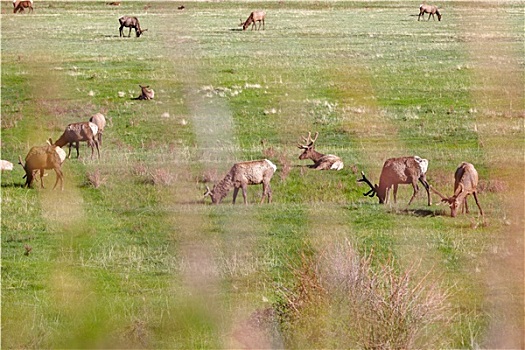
(2, 1), (524, 348)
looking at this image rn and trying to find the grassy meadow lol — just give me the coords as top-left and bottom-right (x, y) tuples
(1, 0), (524, 348)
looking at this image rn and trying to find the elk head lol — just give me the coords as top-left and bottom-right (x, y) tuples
(136, 28), (148, 37)
(358, 171), (379, 199)
(297, 131), (319, 160)
(204, 185), (221, 204)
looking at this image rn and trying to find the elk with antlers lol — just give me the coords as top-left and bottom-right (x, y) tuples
(430, 162), (483, 217)
(359, 156), (431, 206)
(297, 132), (344, 171)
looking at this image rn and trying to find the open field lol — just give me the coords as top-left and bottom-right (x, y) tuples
(1, 1), (523, 348)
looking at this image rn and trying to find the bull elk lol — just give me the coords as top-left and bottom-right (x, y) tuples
(297, 132), (344, 170)
(359, 156), (431, 206)
(239, 11), (266, 31)
(204, 159), (277, 204)
(430, 162), (483, 217)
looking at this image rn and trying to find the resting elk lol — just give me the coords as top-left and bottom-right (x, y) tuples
(119, 16), (147, 37)
(135, 85), (154, 100)
(418, 4), (442, 21)
(430, 162), (483, 217)
(239, 10), (266, 31)
(297, 132), (344, 170)
(204, 159), (277, 204)
(359, 156), (431, 206)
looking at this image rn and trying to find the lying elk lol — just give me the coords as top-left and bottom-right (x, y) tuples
(418, 4), (441, 21)
(135, 85), (155, 100)
(54, 122), (100, 159)
(430, 162), (483, 217)
(18, 139), (66, 190)
(298, 132), (344, 170)
(239, 10), (266, 31)
(13, 0), (33, 13)
(204, 159), (277, 204)
(119, 16), (147, 37)
(359, 156), (431, 205)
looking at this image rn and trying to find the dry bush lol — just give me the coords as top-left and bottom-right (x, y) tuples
(276, 241), (452, 349)
(478, 179), (507, 193)
(86, 169), (106, 189)
(200, 168), (218, 184)
(149, 168), (175, 186)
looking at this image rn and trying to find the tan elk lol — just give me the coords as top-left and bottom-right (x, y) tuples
(430, 162), (483, 217)
(135, 85), (154, 100)
(359, 156), (431, 205)
(54, 122), (99, 159)
(18, 140), (66, 190)
(119, 16), (147, 37)
(13, 0), (33, 13)
(418, 4), (442, 21)
(297, 132), (344, 170)
(89, 113), (106, 146)
(204, 159), (277, 204)
(239, 11), (266, 31)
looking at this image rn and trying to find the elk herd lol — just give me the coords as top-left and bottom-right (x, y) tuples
(5, 2), (480, 219)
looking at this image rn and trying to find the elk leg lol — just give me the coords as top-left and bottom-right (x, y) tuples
(241, 185), (248, 205)
(393, 184), (399, 204)
(232, 187), (239, 204)
(407, 182), (419, 206)
(463, 197), (469, 214)
(75, 141), (80, 158)
(53, 168), (64, 190)
(472, 192), (483, 216)
(419, 177), (432, 206)
(39, 169), (45, 188)
(128, 27), (132, 37)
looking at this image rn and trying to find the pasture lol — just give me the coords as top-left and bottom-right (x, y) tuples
(1, 0), (523, 348)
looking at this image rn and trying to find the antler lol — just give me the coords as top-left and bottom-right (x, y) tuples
(358, 171), (377, 197)
(203, 185), (212, 197)
(297, 131), (319, 149)
(429, 185), (452, 203)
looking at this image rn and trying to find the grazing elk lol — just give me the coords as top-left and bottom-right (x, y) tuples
(239, 10), (266, 31)
(135, 85), (155, 100)
(54, 122), (100, 159)
(359, 156), (431, 206)
(119, 16), (147, 37)
(89, 113), (106, 146)
(418, 4), (441, 21)
(204, 159), (277, 204)
(297, 132), (344, 170)
(430, 162), (483, 217)
(18, 140), (66, 190)
(13, 0), (33, 13)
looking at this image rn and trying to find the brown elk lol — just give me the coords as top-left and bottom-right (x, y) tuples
(119, 16), (147, 37)
(89, 113), (106, 146)
(418, 4), (442, 21)
(54, 122), (100, 159)
(204, 159), (277, 204)
(135, 85), (155, 100)
(430, 162), (483, 217)
(359, 156), (431, 206)
(297, 132), (344, 171)
(18, 140), (66, 190)
(13, 0), (33, 13)
(239, 11), (266, 31)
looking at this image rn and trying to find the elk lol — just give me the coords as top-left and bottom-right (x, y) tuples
(418, 4), (442, 21)
(430, 162), (483, 217)
(13, 0), (33, 13)
(239, 11), (266, 31)
(18, 140), (66, 190)
(135, 85), (154, 100)
(119, 16), (147, 37)
(89, 113), (106, 146)
(359, 156), (431, 206)
(204, 159), (277, 205)
(54, 122), (100, 159)
(297, 132), (344, 170)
